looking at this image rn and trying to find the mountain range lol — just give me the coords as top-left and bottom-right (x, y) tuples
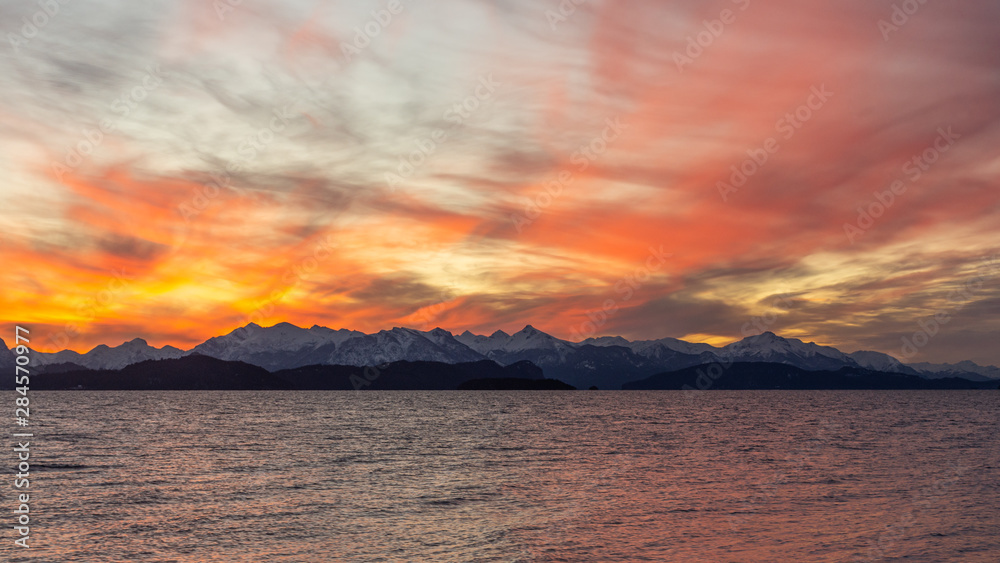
(621, 362), (995, 390)
(11, 323), (999, 390)
(24, 355), (555, 391)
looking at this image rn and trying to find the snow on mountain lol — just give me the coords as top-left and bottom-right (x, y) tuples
(848, 351), (918, 375)
(582, 336), (632, 347)
(585, 336), (718, 358)
(455, 326), (673, 389)
(455, 329), (511, 355)
(644, 337), (719, 357)
(718, 332), (860, 371)
(194, 322), (353, 355)
(32, 348), (85, 366)
(455, 325), (579, 364)
(34, 338), (184, 370)
(190, 322), (365, 371)
(320, 327), (485, 366)
(24, 323), (998, 385)
(417, 327), (489, 361)
(502, 325), (577, 354)
(304, 324), (367, 347)
(87, 338), (185, 370)
(906, 360), (1000, 381)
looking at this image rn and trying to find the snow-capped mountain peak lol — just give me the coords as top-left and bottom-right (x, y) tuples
(587, 335), (718, 357)
(187, 322), (356, 371)
(34, 337), (185, 370)
(195, 322), (336, 352)
(306, 325), (367, 345)
(848, 351), (915, 374)
(322, 326), (485, 366)
(906, 360), (1000, 381)
(583, 336), (632, 347)
(502, 325), (574, 353)
(720, 332), (857, 370)
(731, 331), (792, 350)
(27, 323), (997, 385)
(454, 329), (512, 354)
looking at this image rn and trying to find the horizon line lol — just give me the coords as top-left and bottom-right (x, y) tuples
(7, 321), (963, 367)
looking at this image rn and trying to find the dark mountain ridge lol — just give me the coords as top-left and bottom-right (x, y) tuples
(622, 362), (996, 390)
(10, 355), (561, 391)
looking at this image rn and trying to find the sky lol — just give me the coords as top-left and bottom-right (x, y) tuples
(1, 0), (998, 365)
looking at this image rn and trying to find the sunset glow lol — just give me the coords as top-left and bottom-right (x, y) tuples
(1, 0), (998, 365)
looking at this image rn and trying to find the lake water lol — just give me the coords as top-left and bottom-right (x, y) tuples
(7, 390), (999, 562)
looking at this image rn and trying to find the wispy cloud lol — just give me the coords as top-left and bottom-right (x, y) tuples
(2, 0), (998, 365)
